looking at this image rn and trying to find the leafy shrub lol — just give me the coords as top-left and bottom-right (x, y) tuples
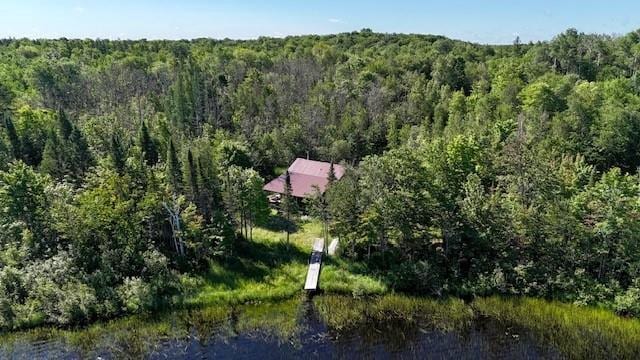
(117, 277), (152, 313)
(35, 279), (97, 326)
(614, 280), (640, 317)
(387, 260), (445, 296)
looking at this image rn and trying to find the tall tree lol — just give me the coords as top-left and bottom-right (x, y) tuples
(327, 162), (337, 185)
(166, 139), (182, 192)
(138, 121), (158, 166)
(57, 108), (73, 140)
(3, 113), (20, 160)
(281, 170), (298, 243)
(40, 131), (62, 179)
(69, 127), (92, 177)
(110, 135), (126, 174)
(185, 149), (199, 202)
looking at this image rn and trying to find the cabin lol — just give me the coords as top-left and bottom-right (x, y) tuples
(263, 158), (345, 203)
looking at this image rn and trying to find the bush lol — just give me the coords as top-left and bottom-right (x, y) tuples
(57, 282), (97, 325)
(387, 260), (445, 296)
(35, 279), (97, 326)
(117, 277), (152, 313)
(614, 280), (640, 317)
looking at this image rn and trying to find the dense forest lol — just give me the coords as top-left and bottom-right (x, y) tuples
(1, 28), (640, 329)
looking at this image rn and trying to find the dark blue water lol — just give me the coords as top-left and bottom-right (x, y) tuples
(148, 321), (558, 359)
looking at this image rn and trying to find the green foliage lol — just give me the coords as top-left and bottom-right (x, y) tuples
(0, 162), (54, 259)
(279, 170), (298, 243)
(2, 114), (20, 160)
(2, 29), (640, 331)
(222, 165), (269, 240)
(166, 139), (182, 192)
(40, 110), (92, 181)
(138, 121), (158, 166)
(614, 279), (640, 317)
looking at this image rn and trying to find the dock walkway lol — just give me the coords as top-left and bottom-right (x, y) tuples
(304, 238), (325, 291)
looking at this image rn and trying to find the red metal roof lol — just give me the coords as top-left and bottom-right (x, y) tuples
(263, 158), (345, 198)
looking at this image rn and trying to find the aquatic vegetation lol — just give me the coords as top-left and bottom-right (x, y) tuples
(314, 294), (473, 333)
(473, 297), (640, 359)
(2, 294), (640, 359)
(235, 298), (304, 341)
(0, 299), (307, 358)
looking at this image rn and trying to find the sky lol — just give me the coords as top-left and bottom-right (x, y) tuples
(0, 0), (638, 44)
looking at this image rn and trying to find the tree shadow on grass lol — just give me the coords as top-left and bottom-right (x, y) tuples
(260, 214), (299, 233)
(202, 237), (309, 289)
(321, 252), (379, 278)
(237, 237), (308, 266)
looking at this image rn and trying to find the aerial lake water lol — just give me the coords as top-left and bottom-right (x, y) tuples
(0, 295), (570, 359)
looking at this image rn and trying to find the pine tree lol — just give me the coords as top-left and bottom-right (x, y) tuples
(110, 135), (126, 174)
(138, 121), (158, 166)
(69, 127), (92, 177)
(185, 149), (199, 202)
(40, 132), (61, 179)
(327, 162), (337, 185)
(20, 136), (38, 166)
(0, 131), (10, 171)
(166, 139), (182, 192)
(57, 108), (73, 140)
(281, 170), (298, 243)
(3, 113), (21, 160)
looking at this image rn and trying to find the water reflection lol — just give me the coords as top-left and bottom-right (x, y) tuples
(0, 297), (560, 359)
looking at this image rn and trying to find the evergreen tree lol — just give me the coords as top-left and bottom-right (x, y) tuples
(69, 127), (92, 177)
(196, 155), (222, 222)
(0, 81), (13, 113)
(40, 131), (62, 179)
(281, 170), (298, 243)
(20, 136), (38, 166)
(110, 135), (126, 174)
(138, 121), (158, 166)
(166, 139), (182, 192)
(3, 113), (20, 160)
(0, 132), (10, 171)
(327, 162), (337, 185)
(185, 149), (199, 202)
(57, 108), (73, 140)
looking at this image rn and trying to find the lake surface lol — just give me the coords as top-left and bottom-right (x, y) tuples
(0, 298), (561, 359)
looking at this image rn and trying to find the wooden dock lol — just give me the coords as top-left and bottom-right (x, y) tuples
(304, 238), (325, 291)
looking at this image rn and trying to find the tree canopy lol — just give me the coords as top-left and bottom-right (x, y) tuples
(2, 28), (640, 327)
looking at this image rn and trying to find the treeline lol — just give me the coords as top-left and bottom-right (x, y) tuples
(1, 28), (640, 328)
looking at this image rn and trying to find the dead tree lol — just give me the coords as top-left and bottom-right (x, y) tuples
(163, 198), (186, 256)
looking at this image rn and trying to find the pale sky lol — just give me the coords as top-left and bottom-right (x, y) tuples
(0, 0), (638, 44)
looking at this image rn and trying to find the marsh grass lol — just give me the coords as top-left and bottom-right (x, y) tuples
(3, 294), (640, 359)
(0, 299), (306, 358)
(314, 294), (473, 333)
(235, 297), (304, 341)
(0, 312), (183, 359)
(473, 297), (640, 359)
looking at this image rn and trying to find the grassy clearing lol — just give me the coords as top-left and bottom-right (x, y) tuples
(473, 296), (640, 359)
(186, 217), (387, 307)
(314, 294), (473, 332)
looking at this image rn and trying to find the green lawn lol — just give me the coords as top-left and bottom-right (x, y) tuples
(185, 217), (387, 307)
